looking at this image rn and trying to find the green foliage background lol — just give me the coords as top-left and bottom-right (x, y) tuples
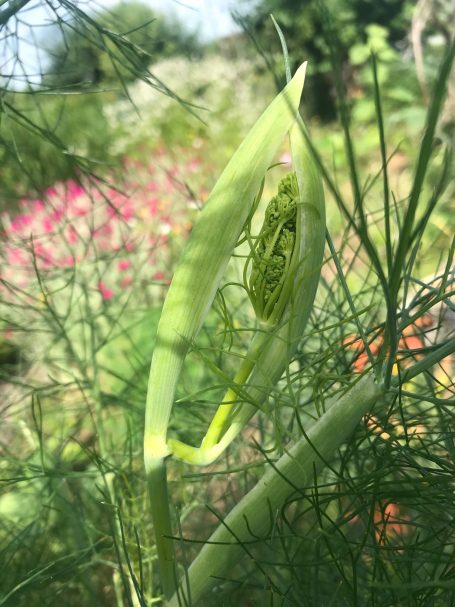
(240, 0), (414, 119)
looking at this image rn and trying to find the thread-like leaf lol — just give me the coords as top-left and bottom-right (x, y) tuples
(168, 374), (383, 606)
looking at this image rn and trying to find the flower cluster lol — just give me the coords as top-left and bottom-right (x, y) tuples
(347, 500), (413, 545)
(247, 173), (299, 323)
(343, 314), (435, 374)
(0, 151), (206, 349)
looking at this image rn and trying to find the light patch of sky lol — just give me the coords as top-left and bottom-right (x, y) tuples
(1, 0), (242, 87)
(120, 0), (240, 41)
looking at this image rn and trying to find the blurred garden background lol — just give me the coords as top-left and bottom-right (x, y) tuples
(0, 1), (454, 605)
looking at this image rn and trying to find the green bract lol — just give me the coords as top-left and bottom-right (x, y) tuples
(143, 62), (328, 599)
(144, 63), (308, 463)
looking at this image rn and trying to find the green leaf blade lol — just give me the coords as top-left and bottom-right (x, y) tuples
(145, 62), (307, 447)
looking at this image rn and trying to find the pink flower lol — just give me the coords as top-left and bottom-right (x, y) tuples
(106, 205), (118, 219)
(147, 182), (159, 192)
(66, 180), (84, 201)
(40, 249), (54, 268)
(74, 205), (88, 217)
(10, 214), (32, 233)
(97, 239), (112, 251)
(187, 158), (201, 172)
(67, 226), (78, 244)
(120, 203), (133, 221)
(98, 281), (113, 300)
(42, 217), (54, 234)
(31, 240), (54, 266)
(95, 223), (113, 238)
(45, 186), (57, 198)
(1, 151), (204, 310)
(60, 256), (75, 267)
(33, 200), (45, 214)
(120, 276), (132, 288)
(117, 260), (131, 271)
(51, 208), (64, 223)
(164, 177), (176, 193)
(148, 197), (159, 215)
(7, 247), (26, 265)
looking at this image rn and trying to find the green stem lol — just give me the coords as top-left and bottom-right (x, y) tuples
(167, 337), (455, 605)
(167, 373), (383, 607)
(168, 329), (280, 465)
(145, 457), (176, 600)
(201, 332), (266, 448)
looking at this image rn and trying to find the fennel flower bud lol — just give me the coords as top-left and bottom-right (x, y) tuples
(248, 172), (300, 324)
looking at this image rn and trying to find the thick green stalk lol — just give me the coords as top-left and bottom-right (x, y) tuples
(145, 458), (176, 600)
(167, 373), (383, 607)
(167, 338), (455, 605)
